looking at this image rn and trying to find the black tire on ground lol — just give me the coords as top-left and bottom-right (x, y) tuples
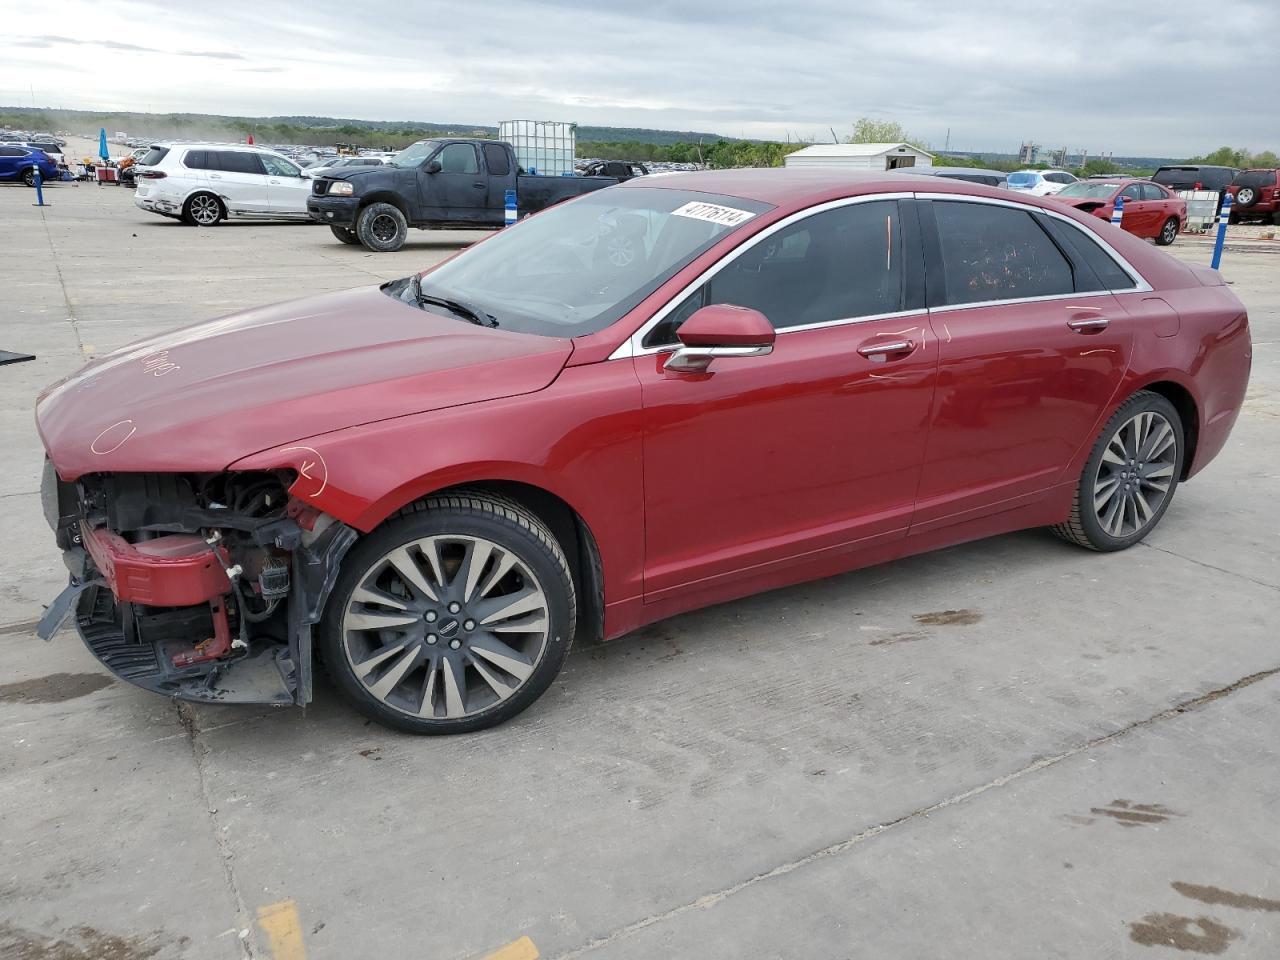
(1272, 212), (1280, 227)
(1155, 216), (1179, 246)
(182, 192), (224, 226)
(355, 202), (408, 252)
(318, 490), (577, 734)
(21, 167), (36, 187)
(1052, 390), (1185, 552)
(1228, 211), (1241, 225)
(329, 225), (361, 245)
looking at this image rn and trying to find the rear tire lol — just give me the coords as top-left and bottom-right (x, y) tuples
(355, 202), (408, 252)
(1228, 211), (1241, 225)
(319, 490), (577, 734)
(182, 192), (224, 226)
(1155, 216), (1179, 246)
(329, 225), (361, 245)
(21, 167), (36, 187)
(1052, 391), (1184, 552)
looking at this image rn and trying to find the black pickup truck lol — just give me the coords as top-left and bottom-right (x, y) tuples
(308, 137), (621, 251)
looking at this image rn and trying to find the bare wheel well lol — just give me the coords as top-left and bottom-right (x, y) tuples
(1139, 381), (1199, 478)
(411, 481), (605, 645)
(358, 192), (410, 218)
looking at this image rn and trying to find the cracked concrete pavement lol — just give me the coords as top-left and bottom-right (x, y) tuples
(1, 171), (1277, 960)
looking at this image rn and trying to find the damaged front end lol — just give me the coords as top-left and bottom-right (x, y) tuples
(38, 463), (356, 706)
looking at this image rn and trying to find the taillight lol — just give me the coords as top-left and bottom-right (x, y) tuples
(1194, 181), (1202, 190)
(137, 170), (166, 179)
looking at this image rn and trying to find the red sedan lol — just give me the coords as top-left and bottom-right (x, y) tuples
(1051, 178), (1187, 245)
(35, 171), (1251, 733)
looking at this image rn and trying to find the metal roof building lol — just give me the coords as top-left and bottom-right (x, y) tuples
(784, 142), (934, 171)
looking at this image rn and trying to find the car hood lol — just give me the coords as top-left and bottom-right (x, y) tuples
(37, 285), (574, 480)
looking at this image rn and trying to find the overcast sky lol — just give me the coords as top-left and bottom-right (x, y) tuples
(4, 0), (1276, 155)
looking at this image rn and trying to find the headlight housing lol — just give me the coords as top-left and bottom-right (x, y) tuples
(328, 181), (354, 196)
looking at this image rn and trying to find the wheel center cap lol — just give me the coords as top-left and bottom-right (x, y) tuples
(439, 619), (460, 638)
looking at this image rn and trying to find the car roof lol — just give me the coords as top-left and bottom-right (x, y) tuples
(616, 167), (1039, 212)
(153, 142), (279, 153)
(911, 166), (1007, 177)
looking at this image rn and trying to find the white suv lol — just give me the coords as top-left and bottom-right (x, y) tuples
(134, 143), (312, 225)
(1006, 169), (1078, 196)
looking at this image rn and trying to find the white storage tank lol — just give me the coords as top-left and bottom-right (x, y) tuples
(784, 142), (934, 171)
(499, 120), (577, 176)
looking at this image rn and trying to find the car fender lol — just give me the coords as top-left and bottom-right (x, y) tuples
(227, 360), (648, 606)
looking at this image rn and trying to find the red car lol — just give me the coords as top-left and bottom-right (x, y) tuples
(35, 171), (1251, 734)
(1051, 178), (1186, 245)
(1226, 168), (1280, 224)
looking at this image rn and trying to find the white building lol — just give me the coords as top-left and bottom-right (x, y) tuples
(784, 142), (934, 171)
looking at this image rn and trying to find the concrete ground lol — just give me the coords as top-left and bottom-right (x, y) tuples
(2, 174), (1278, 960)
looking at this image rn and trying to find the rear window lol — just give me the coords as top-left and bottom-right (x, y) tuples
(1233, 170), (1278, 187)
(932, 201), (1074, 305)
(1007, 173), (1039, 187)
(141, 147), (170, 166)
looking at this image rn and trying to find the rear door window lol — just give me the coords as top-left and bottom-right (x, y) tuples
(182, 149), (208, 169)
(1140, 183), (1167, 201)
(482, 143), (511, 176)
(213, 151), (265, 175)
(1040, 217), (1137, 292)
(931, 201), (1075, 305)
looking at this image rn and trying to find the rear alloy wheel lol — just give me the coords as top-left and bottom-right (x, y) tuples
(320, 491), (576, 734)
(1155, 216), (1179, 246)
(183, 192), (223, 226)
(329, 225), (361, 245)
(355, 202), (408, 252)
(22, 167), (37, 187)
(1053, 391), (1184, 551)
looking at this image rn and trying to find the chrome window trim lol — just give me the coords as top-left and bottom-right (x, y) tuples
(607, 190), (1152, 360)
(609, 193), (914, 359)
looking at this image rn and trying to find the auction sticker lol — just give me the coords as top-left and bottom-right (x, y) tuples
(672, 201), (756, 227)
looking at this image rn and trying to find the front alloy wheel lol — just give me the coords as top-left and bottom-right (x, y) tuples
(321, 491), (576, 733)
(1053, 390), (1184, 551)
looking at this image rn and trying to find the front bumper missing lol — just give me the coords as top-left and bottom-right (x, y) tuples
(39, 520), (357, 707)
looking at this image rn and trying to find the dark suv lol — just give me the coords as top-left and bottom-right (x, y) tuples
(1226, 169), (1280, 224)
(1151, 165), (1238, 196)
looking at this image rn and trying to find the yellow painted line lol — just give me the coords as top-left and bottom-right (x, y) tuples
(257, 899), (307, 960)
(478, 935), (539, 960)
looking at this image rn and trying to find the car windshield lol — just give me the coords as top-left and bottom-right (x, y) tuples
(1056, 182), (1120, 199)
(388, 187), (773, 338)
(1007, 173), (1039, 187)
(389, 140), (442, 168)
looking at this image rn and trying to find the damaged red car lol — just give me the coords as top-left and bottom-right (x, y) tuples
(1051, 178), (1187, 246)
(36, 171), (1251, 734)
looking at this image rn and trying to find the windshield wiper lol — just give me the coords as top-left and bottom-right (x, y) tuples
(410, 275), (498, 327)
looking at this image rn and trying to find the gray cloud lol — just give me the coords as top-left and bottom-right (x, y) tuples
(20, 33), (244, 60)
(12, 0), (1280, 156)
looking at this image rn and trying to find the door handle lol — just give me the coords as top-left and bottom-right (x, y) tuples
(857, 339), (914, 359)
(473, 182), (485, 188)
(1067, 317), (1110, 333)
(208, 173), (222, 179)
(269, 179), (280, 184)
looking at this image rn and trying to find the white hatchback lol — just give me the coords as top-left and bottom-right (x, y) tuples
(134, 143), (313, 225)
(1006, 169), (1078, 196)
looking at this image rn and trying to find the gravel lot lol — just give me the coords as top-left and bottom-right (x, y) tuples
(2, 173), (1277, 960)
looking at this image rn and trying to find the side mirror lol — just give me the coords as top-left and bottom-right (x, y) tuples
(665, 304), (775, 373)
(424, 159), (442, 174)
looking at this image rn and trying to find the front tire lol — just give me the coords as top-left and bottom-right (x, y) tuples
(330, 225), (361, 245)
(319, 491), (577, 734)
(1052, 391), (1184, 551)
(182, 192), (224, 226)
(1155, 216), (1179, 246)
(355, 202), (408, 252)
